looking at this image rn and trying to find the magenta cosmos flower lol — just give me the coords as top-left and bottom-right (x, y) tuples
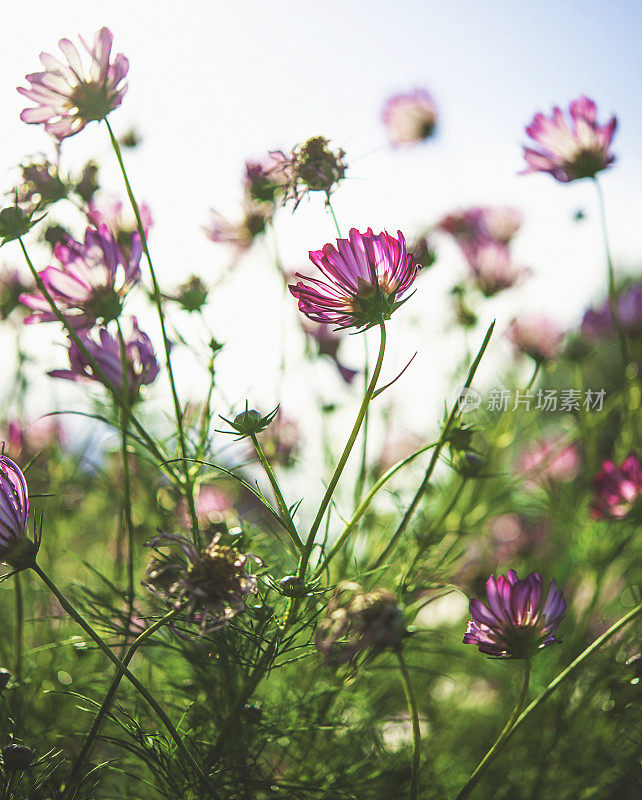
(0, 456), (33, 568)
(438, 206), (523, 246)
(49, 318), (159, 401)
(517, 437), (580, 488)
(590, 455), (642, 520)
(463, 570), (566, 659)
(464, 241), (528, 297)
(290, 228), (419, 330)
(522, 96), (617, 182)
(507, 315), (564, 362)
(382, 89), (438, 147)
(20, 225), (141, 329)
(18, 27), (128, 140)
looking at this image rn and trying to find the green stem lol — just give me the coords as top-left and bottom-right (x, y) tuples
(250, 433), (303, 551)
(17, 239), (178, 486)
(455, 658), (530, 800)
(64, 607), (181, 796)
(116, 322), (135, 649)
(354, 334), (370, 507)
(105, 118), (199, 545)
(509, 601), (642, 738)
(593, 176), (629, 369)
(326, 200), (342, 237)
(372, 321), (494, 570)
(314, 439), (439, 579)
(397, 650), (421, 800)
(285, 322), (386, 626)
(31, 563), (218, 798)
(14, 573), (23, 683)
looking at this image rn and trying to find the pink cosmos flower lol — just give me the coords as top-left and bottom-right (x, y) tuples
(517, 437), (580, 488)
(18, 27), (128, 140)
(290, 228), (419, 330)
(522, 96), (617, 182)
(382, 89), (438, 147)
(463, 570), (566, 659)
(2, 417), (63, 460)
(507, 315), (565, 362)
(438, 206), (523, 246)
(464, 241), (528, 297)
(49, 318), (159, 400)
(20, 225), (141, 329)
(590, 455), (642, 520)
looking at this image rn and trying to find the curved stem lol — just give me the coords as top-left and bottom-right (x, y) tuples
(372, 321), (494, 570)
(397, 650), (421, 800)
(105, 118), (199, 544)
(593, 176), (629, 368)
(313, 439), (439, 579)
(354, 335), (370, 507)
(17, 238), (178, 486)
(31, 563), (218, 798)
(455, 658), (530, 800)
(65, 607), (180, 795)
(250, 433), (303, 551)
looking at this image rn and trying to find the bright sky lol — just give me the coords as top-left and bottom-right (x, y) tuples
(2, 1), (641, 477)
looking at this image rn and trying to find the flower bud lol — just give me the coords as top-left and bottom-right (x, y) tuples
(219, 404), (280, 439)
(2, 743), (32, 771)
(279, 575), (306, 597)
(0, 669), (11, 690)
(0, 206), (40, 246)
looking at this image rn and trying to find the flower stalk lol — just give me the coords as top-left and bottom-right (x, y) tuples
(397, 649), (422, 800)
(455, 659), (530, 800)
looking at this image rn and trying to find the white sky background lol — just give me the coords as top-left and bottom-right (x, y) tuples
(1, 0), (641, 502)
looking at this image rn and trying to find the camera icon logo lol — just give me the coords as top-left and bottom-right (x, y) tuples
(457, 387), (482, 413)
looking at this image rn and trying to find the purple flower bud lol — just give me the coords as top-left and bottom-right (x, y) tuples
(463, 570), (566, 659)
(382, 89), (438, 147)
(0, 457), (34, 569)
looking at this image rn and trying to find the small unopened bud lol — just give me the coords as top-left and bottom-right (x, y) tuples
(0, 206), (38, 246)
(2, 743), (32, 771)
(174, 275), (209, 313)
(219, 404), (280, 439)
(0, 669), (11, 690)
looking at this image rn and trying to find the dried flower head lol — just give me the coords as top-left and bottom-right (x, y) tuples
(20, 224), (141, 328)
(590, 454), (642, 520)
(315, 582), (406, 665)
(522, 96), (617, 182)
(463, 570), (566, 659)
(382, 89), (438, 146)
(144, 532), (261, 635)
(290, 228), (419, 330)
(271, 137), (347, 209)
(18, 27), (128, 140)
